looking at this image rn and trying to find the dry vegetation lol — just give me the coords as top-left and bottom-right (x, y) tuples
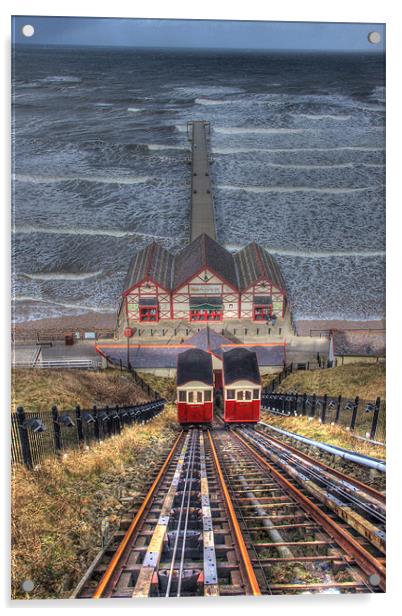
(12, 368), (149, 412)
(266, 362), (385, 400)
(137, 372), (176, 402)
(12, 405), (179, 600)
(261, 411), (385, 460)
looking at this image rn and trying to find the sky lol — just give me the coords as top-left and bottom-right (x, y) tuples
(12, 16), (385, 52)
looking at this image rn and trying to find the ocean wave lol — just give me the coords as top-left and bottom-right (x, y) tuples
(14, 173), (153, 185)
(224, 244), (385, 257)
(195, 98), (233, 105)
(291, 113), (352, 121)
(147, 144), (187, 151)
(218, 184), (379, 194)
(24, 271), (102, 281)
(127, 107), (145, 112)
(13, 296), (115, 312)
(215, 127), (306, 135)
(212, 146), (384, 154)
(39, 75), (82, 83)
(14, 225), (180, 240)
(94, 103), (113, 107)
(265, 162), (354, 170)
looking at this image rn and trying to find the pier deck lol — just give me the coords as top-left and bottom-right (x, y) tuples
(188, 120), (216, 241)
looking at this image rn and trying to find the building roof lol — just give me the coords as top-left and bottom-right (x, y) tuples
(173, 233), (238, 290)
(96, 343), (192, 369)
(185, 328), (234, 359)
(122, 235), (286, 297)
(234, 242), (286, 292)
(177, 348), (213, 386)
(223, 347), (261, 385)
(123, 242), (174, 294)
(332, 330), (386, 357)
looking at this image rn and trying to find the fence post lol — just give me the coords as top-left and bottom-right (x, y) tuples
(321, 394), (328, 424)
(115, 405), (121, 434)
(302, 393), (307, 416)
(350, 396), (360, 431)
(51, 405), (62, 456)
(16, 406), (33, 469)
(294, 393), (299, 415)
(75, 405), (84, 448)
(105, 405), (113, 438)
(310, 394), (316, 418)
(93, 405), (100, 441)
(370, 397), (381, 440)
(335, 395), (342, 423)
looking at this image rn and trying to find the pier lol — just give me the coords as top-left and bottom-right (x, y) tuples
(187, 120), (216, 241)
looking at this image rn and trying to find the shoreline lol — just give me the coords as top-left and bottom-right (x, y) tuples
(12, 310), (385, 336)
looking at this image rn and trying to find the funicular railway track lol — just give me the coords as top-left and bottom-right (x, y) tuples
(74, 423), (385, 599)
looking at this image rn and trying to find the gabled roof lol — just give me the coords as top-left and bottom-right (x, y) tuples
(184, 328), (234, 359)
(173, 233), (238, 290)
(123, 242), (174, 294)
(223, 347), (261, 385)
(234, 242), (286, 292)
(177, 348), (213, 386)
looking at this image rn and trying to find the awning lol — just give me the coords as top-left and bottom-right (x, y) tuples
(253, 295), (272, 306)
(190, 296), (223, 310)
(139, 297), (158, 306)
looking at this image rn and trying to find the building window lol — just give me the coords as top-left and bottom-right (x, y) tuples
(226, 389), (235, 399)
(189, 309), (223, 322)
(253, 305), (272, 321)
(139, 306), (159, 322)
(178, 390), (186, 402)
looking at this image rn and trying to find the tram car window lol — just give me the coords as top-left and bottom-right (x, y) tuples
(176, 348), (214, 426)
(222, 348), (261, 424)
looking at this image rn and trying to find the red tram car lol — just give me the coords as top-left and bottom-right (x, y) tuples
(222, 348), (261, 424)
(176, 348), (214, 426)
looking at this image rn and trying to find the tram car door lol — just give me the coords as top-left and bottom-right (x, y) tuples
(222, 348), (261, 424)
(176, 348), (214, 426)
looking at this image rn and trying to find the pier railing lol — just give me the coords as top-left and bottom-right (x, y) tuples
(11, 399), (166, 469)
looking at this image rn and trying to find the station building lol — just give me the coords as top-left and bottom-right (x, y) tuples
(117, 233), (286, 335)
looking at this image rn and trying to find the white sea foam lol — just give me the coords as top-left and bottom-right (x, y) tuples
(195, 98), (233, 105)
(13, 296), (115, 312)
(147, 144), (187, 151)
(24, 271), (102, 281)
(218, 184), (378, 194)
(127, 107), (145, 112)
(14, 173), (152, 185)
(14, 225), (180, 240)
(215, 127), (306, 135)
(292, 113), (352, 121)
(94, 103), (113, 107)
(224, 244), (385, 258)
(266, 162), (354, 170)
(212, 146), (384, 154)
(40, 75), (82, 83)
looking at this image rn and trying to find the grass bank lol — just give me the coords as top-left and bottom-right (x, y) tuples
(12, 368), (149, 412)
(265, 362), (385, 400)
(138, 373), (176, 402)
(11, 406), (179, 599)
(261, 411), (385, 460)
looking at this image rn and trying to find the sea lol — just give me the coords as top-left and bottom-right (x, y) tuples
(12, 46), (385, 323)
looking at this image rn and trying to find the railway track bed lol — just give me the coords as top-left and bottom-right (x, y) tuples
(74, 423), (385, 598)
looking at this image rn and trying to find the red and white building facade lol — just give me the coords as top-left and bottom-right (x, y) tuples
(117, 234), (286, 335)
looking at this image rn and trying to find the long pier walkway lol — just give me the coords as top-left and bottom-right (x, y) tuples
(187, 120), (216, 241)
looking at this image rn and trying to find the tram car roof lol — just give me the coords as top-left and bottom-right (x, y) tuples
(223, 347), (261, 386)
(176, 348), (214, 386)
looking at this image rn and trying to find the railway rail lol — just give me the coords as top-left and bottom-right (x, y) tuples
(74, 422), (385, 598)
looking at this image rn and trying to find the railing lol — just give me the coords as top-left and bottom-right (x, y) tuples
(261, 391), (385, 444)
(11, 399), (166, 469)
(37, 359), (102, 370)
(265, 361), (329, 393)
(12, 328), (116, 343)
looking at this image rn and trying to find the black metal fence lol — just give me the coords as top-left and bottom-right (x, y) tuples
(11, 399), (166, 469)
(261, 391), (385, 444)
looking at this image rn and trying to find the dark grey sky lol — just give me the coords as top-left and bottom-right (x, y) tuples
(12, 16), (385, 52)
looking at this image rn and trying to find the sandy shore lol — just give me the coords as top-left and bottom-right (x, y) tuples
(13, 311), (116, 334)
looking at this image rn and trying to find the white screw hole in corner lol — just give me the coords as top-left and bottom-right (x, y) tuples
(368, 31), (381, 44)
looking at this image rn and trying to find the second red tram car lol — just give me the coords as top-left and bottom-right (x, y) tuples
(222, 347), (261, 424)
(176, 348), (214, 426)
